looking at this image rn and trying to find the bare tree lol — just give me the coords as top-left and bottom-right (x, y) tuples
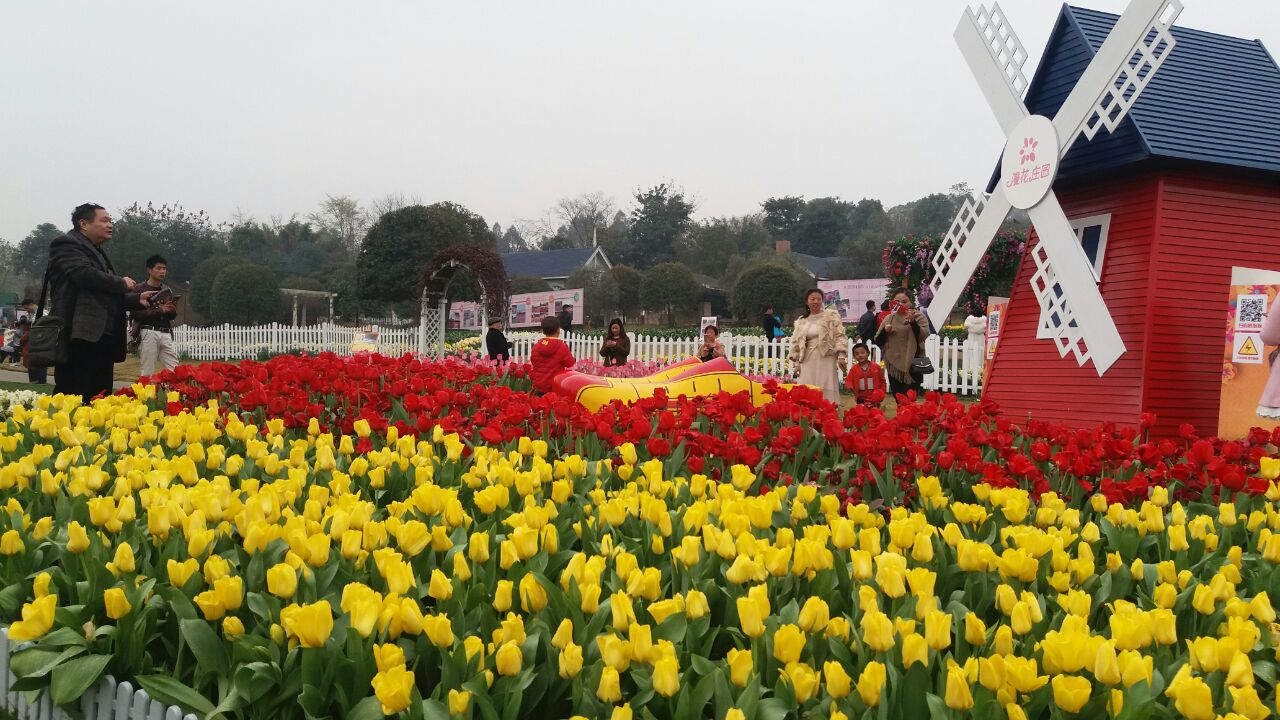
(524, 192), (617, 249)
(368, 192), (423, 220)
(308, 194), (370, 253)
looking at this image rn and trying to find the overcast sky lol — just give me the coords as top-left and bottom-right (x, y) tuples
(2, 1), (1277, 242)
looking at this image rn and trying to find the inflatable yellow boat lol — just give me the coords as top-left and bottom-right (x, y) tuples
(552, 357), (794, 411)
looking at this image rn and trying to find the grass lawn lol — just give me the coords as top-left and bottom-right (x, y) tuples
(0, 379), (52, 393)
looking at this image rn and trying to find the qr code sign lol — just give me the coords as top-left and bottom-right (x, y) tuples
(1237, 295), (1266, 332)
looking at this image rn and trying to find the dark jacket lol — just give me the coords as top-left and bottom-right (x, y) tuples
(130, 282), (176, 330)
(556, 309), (573, 333)
(762, 313), (780, 339)
(48, 230), (142, 361)
(599, 334), (630, 366)
(486, 327), (512, 363)
(857, 310), (878, 341)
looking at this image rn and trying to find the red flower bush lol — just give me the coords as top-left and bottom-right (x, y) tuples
(136, 353), (1278, 508)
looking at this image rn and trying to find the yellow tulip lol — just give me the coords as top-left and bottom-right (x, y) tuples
(924, 610), (951, 650)
(856, 661), (887, 707)
(552, 619), (574, 650)
(944, 660), (974, 711)
(222, 616), (244, 638)
(373, 643), (405, 673)
(167, 558), (199, 588)
(964, 613), (986, 645)
(33, 572), (51, 599)
(860, 610), (895, 652)
(652, 655), (680, 697)
(427, 569), (453, 601)
(901, 632), (928, 669)
(781, 662), (818, 704)
(194, 590), (226, 621)
(1227, 685), (1267, 720)
(598, 634), (632, 672)
(0, 529), (24, 555)
(104, 587), (132, 620)
(280, 600), (334, 648)
(371, 665), (414, 715)
(422, 614), (454, 648)
(1166, 672), (1213, 720)
(495, 640), (522, 676)
(597, 666), (622, 702)
(798, 597), (829, 633)
(773, 624), (806, 665)
(559, 642), (583, 679)
(725, 710), (746, 720)
(468, 531), (490, 563)
(874, 553), (907, 598)
(1226, 652), (1254, 688)
(727, 648), (752, 688)
(1116, 650), (1152, 688)
(1250, 592), (1276, 623)
(266, 563), (297, 599)
(519, 573), (547, 612)
(107, 542), (136, 576)
(823, 660), (851, 699)
(66, 521), (90, 554)
(610, 704), (632, 720)
(448, 689), (471, 716)
(611, 591), (637, 632)
(736, 596), (765, 638)
(1093, 640), (1121, 685)
(8, 594), (57, 641)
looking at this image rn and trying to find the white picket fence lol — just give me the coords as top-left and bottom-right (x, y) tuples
(0, 628), (197, 720)
(174, 323), (418, 361)
(172, 323), (986, 395)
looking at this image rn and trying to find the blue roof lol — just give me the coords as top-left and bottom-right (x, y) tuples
(992, 4), (1280, 187)
(791, 253), (840, 280)
(501, 247), (603, 280)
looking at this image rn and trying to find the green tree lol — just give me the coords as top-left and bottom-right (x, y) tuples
(307, 195), (368, 255)
(357, 202), (491, 304)
(226, 223), (281, 269)
(567, 266), (620, 327)
(117, 203), (224, 281)
(794, 197), (855, 257)
(15, 223), (60, 279)
(209, 264), (282, 325)
(732, 261), (803, 322)
(106, 220), (166, 279)
(640, 261), (700, 325)
(189, 255), (244, 318)
(628, 184), (694, 268)
(761, 196), (805, 241)
(610, 265), (644, 320)
(677, 219), (739, 276)
(510, 275), (551, 294)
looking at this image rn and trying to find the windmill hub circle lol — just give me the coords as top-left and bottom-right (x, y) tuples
(1001, 114), (1060, 210)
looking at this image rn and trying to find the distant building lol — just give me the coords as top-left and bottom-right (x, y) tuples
(501, 247), (612, 290)
(774, 240), (841, 281)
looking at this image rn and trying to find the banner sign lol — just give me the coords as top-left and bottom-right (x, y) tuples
(447, 289), (586, 330)
(448, 302), (483, 330)
(982, 296), (1009, 391)
(818, 280), (887, 323)
(700, 317), (718, 334)
(507, 288), (583, 329)
(1218, 266), (1280, 440)
(350, 328), (380, 353)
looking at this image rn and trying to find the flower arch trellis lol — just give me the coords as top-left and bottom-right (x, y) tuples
(415, 244), (511, 357)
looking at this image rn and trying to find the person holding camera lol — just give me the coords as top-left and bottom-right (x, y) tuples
(131, 254), (179, 377)
(875, 289), (931, 399)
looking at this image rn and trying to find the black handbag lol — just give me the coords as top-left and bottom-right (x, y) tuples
(910, 338), (934, 378)
(27, 266), (70, 368)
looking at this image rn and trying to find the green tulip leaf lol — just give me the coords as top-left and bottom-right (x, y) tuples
(50, 653), (112, 707)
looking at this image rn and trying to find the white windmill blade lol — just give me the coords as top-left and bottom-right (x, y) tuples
(926, 187), (1013, 329)
(1052, 0), (1182, 150)
(1025, 194), (1126, 374)
(955, 3), (1032, 134)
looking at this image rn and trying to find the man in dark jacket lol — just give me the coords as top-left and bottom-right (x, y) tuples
(557, 304), (573, 334)
(856, 300), (879, 342)
(485, 317), (512, 364)
(47, 204), (155, 403)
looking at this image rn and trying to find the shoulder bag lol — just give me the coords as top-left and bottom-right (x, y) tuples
(27, 265), (71, 368)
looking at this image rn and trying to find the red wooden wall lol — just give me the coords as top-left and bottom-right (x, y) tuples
(1143, 170), (1280, 436)
(986, 168), (1280, 437)
(984, 173), (1159, 429)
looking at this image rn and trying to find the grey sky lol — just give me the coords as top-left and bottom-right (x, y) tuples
(2, 1), (1276, 243)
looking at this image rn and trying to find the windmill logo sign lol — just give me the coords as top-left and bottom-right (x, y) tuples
(1000, 115), (1059, 211)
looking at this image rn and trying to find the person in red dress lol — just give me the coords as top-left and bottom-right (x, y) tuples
(530, 316), (575, 396)
(843, 342), (887, 407)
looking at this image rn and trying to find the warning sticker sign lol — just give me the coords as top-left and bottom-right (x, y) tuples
(1234, 332), (1264, 364)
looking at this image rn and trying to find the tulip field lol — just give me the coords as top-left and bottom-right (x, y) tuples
(2, 353), (1280, 720)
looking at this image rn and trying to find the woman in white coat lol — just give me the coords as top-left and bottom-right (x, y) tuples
(788, 288), (848, 403)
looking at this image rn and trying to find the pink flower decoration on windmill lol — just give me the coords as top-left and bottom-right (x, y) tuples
(1019, 137), (1038, 165)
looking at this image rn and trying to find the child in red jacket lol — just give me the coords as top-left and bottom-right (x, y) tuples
(530, 316), (575, 395)
(844, 342), (887, 407)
